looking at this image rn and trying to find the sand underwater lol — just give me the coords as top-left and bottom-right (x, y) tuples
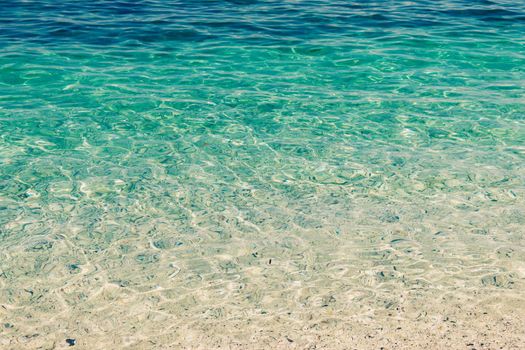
(0, 0), (524, 349)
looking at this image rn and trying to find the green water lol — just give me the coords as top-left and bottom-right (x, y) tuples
(1, 0), (524, 348)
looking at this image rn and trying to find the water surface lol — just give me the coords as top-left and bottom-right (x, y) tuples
(1, 0), (524, 348)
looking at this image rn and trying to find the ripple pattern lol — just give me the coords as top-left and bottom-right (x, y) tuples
(1, 0), (525, 348)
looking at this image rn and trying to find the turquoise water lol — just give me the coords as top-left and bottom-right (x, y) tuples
(1, 1), (525, 348)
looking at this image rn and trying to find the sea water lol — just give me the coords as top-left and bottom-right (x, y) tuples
(0, 1), (524, 348)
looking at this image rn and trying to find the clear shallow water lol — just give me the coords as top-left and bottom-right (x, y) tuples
(1, 0), (524, 348)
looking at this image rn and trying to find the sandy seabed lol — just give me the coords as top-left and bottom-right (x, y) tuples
(1, 159), (525, 349)
(1, 216), (524, 349)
